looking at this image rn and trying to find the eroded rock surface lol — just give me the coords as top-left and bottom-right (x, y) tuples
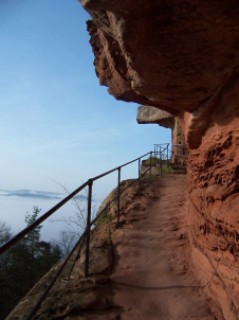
(81, 1), (239, 318)
(188, 77), (239, 320)
(137, 106), (174, 128)
(81, 1), (239, 111)
(81, 0), (239, 145)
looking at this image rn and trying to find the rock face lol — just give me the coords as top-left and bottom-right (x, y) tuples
(188, 79), (239, 320)
(81, 0), (239, 318)
(137, 106), (174, 129)
(82, 0), (239, 112)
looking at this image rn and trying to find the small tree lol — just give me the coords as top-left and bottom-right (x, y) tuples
(24, 206), (42, 256)
(0, 222), (12, 271)
(0, 221), (11, 246)
(57, 231), (77, 256)
(0, 208), (62, 319)
(0, 222), (13, 318)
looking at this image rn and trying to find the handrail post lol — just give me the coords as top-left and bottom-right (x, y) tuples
(117, 167), (121, 225)
(149, 151), (153, 176)
(138, 158), (141, 192)
(166, 143), (169, 167)
(85, 179), (93, 277)
(160, 146), (163, 176)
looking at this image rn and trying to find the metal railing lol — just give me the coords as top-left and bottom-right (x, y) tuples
(153, 143), (170, 166)
(0, 150), (155, 319)
(154, 143), (188, 168)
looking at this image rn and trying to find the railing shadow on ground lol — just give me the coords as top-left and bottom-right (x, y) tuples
(0, 146), (172, 319)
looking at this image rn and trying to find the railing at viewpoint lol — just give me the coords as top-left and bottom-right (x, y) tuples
(0, 145), (175, 319)
(0, 150), (164, 319)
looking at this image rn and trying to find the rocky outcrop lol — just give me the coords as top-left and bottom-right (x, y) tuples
(81, 0), (239, 144)
(137, 106), (187, 165)
(188, 77), (239, 320)
(81, 1), (239, 109)
(81, 1), (239, 318)
(137, 106), (174, 129)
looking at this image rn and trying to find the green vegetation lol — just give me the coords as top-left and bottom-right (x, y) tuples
(96, 208), (112, 224)
(142, 157), (161, 166)
(142, 156), (173, 175)
(0, 207), (62, 320)
(161, 164), (173, 174)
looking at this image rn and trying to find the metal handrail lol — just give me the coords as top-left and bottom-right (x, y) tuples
(0, 151), (151, 257)
(25, 233), (86, 320)
(153, 143), (170, 162)
(1, 150), (155, 319)
(0, 181), (89, 255)
(24, 163), (153, 320)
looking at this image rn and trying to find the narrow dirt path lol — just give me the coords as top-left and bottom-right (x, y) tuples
(110, 174), (214, 320)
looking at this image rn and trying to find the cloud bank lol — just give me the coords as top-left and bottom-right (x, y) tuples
(0, 189), (86, 201)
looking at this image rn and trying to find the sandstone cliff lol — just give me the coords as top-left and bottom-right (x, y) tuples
(80, 1), (239, 318)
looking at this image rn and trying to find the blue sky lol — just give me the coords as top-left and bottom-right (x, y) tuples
(0, 0), (170, 198)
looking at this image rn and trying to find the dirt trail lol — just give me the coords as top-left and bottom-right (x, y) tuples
(110, 174), (214, 320)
